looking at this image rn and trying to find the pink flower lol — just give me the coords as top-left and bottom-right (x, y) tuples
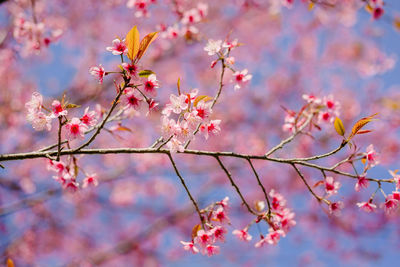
(218, 196), (230, 209)
(27, 111), (52, 131)
(270, 189), (286, 211)
(204, 39), (222, 56)
(167, 136), (184, 153)
(255, 236), (267, 248)
(357, 200), (377, 213)
(162, 94), (188, 116)
(329, 201), (344, 216)
(194, 229), (212, 248)
(365, 144), (379, 167)
(223, 39), (239, 50)
(302, 94), (321, 104)
(211, 226), (227, 242)
(205, 245), (220, 257)
(381, 195), (398, 214)
(180, 241), (199, 254)
(82, 174), (99, 188)
(121, 63), (137, 77)
(25, 92), (43, 113)
(80, 107), (97, 127)
(106, 38), (128, 55)
(200, 119), (221, 139)
(232, 229), (252, 242)
(265, 229), (284, 245)
(233, 69), (252, 90)
(123, 88), (143, 110)
(325, 176), (341, 196)
(355, 175), (369, 192)
(195, 100), (212, 120)
(213, 207), (229, 224)
(51, 100), (67, 118)
(89, 65), (105, 84)
(144, 74), (159, 96)
(64, 180), (79, 192)
(65, 117), (87, 140)
(392, 191), (400, 201)
(181, 9), (202, 24)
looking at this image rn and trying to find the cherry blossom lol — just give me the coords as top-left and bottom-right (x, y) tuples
(89, 65), (105, 84)
(65, 117), (88, 140)
(233, 69), (252, 90)
(200, 120), (221, 140)
(204, 39), (222, 56)
(232, 229), (252, 242)
(329, 201), (344, 216)
(355, 175), (369, 192)
(205, 245), (220, 257)
(106, 38), (128, 55)
(325, 176), (341, 196)
(51, 100), (67, 118)
(143, 74), (159, 96)
(121, 63), (138, 77)
(82, 174), (99, 188)
(80, 107), (98, 127)
(365, 144), (380, 167)
(180, 241), (199, 254)
(357, 201), (377, 213)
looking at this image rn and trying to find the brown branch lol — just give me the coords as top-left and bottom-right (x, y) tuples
(291, 164), (327, 204)
(246, 158), (271, 215)
(215, 156), (257, 215)
(166, 153), (204, 226)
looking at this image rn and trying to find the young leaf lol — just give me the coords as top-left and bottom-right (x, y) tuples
(136, 32), (158, 61)
(193, 95), (213, 107)
(65, 103), (81, 109)
(138, 70), (155, 77)
(7, 259), (14, 267)
(126, 26), (140, 61)
(191, 224), (202, 239)
(334, 117), (345, 136)
(348, 113), (378, 140)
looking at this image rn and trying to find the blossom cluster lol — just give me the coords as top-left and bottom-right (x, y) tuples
(252, 190), (296, 248)
(180, 197), (230, 256)
(158, 3), (208, 41)
(47, 158), (98, 191)
(25, 92), (98, 140)
(160, 89), (221, 153)
(204, 38), (252, 90)
(283, 94), (341, 133)
(11, 0), (63, 56)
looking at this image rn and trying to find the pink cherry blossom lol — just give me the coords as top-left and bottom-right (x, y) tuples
(89, 65), (105, 84)
(194, 229), (212, 248)
(355, 175), (369, 192)
(357, 201), (377, 213)
(389, 170), (400, 190)
(51, 100), (67, 118)
(233, 69), (252, 90)
(180, 241), (199, 254)
(121, 63), (138, 77)
(25, 92), (43, 113)
(204, 39), (222, 56)
(82, 174), (99, 188)
(329, 201), (344, 216)
(365, 144), (380, 167)
(381, 195), (398, 214)
(211, 226), (227, 242)
(106, 38), (128, 55)
(232, 229), (252, 242)
(205, 245), (220, 257)
(80, 107), (98, 127)
(195, 100), (212, 120)
(200, 119), (221, 140)
(122, 88), (143, 110)
(213, 207), (229, 224)
(144, 74), (159, 96)
(325, 176), (341, 196)
(27, 111), (52, 131)
(65, 117), (88, 140)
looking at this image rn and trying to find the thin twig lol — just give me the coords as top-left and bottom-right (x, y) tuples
(246, 157), (272, 215)
(166, 153), (204, 226)
(215, 156), (257, 215)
